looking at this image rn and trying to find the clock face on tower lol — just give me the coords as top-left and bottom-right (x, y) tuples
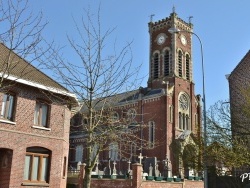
(180, 35), (187, 45)
(157, 34), (166, 45)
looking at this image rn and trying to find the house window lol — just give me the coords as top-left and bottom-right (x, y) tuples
(34, 100), (49, 127)
(23, 147), (50, 184)
(63, 157), (67, 178)
(153, 53), (159, 79)
(109, 143), (118, 161)
(178, 51), (183, 77)
(148, 121), (155, 148)
(186, 54), (190, 80)
(164, 50), (170, 76)
(1, 93), (15, 121)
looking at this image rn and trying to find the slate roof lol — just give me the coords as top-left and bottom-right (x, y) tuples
(79, 87), (165, 112)
(0, 43), (67, 91)
(228, 50), (250, 80)
(0, 43), (78, 104)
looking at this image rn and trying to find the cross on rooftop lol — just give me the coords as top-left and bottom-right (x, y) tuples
(149, 14), (155, 22)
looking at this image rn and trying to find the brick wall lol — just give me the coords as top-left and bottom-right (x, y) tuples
(0, 83), (71, 188)
(71, 162), (204, 188)
(229, 51), (250, 132)
(91, 179), (131, 188)
(89, 178), (203, 188)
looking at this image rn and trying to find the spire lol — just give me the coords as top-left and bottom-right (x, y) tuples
(172, 6), (176, 14)
(171, 5), (177, 17)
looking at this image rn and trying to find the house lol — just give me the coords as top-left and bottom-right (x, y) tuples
(0, 43), (78, 187)
(69, 10), (202, 179)
(228, 50), (250, 176)
(228, 50), (250, 132)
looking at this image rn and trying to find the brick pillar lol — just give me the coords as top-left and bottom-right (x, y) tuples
(78, 163), (86, 188)
(132, 163), (142, 188)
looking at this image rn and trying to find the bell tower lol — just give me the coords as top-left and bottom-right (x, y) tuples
(147, 10), (193, 89)
(146, 11), (202, 177)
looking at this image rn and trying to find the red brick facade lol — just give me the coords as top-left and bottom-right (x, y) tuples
(228, 50), (250, 130)
(0, 43), (77, 187)
(0, 83), (73, 187)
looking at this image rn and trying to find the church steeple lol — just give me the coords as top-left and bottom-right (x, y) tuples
(147, 12), (193, 89)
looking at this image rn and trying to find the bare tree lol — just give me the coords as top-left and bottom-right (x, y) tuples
(0, 0), (50, 89)
(43, 7), (146, 188)
(206, 100), (250, 172)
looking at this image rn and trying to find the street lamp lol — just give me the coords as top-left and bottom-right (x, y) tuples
(168, 27), (207, 188)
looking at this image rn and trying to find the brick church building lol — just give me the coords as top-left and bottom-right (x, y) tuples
(69, 10), (202, 178)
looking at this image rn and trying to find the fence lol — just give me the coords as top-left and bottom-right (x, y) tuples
(67, 163), (204, 188)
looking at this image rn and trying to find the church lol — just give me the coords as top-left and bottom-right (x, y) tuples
(69, 10), (202, 179)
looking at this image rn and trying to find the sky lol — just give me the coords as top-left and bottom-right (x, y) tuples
(27, 0), (250, 108)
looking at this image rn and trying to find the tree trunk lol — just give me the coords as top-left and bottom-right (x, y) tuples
(84, 167), (92, 188)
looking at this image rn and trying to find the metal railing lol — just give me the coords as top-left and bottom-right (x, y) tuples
(67, 169), (80, 177)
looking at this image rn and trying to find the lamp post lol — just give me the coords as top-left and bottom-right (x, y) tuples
(168, 27), (207, 188)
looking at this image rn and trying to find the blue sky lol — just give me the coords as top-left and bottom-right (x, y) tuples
(28, 0), (250, 108)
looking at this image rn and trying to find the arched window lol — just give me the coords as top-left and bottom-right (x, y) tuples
(169, 105), (173, 123)
(186, 114), (189, 130)
(109, 143), (118, 161)
(186, 54), (190, 80)
(75, 145), (83, 162)
(148, 121), (155, 148)
(153, 53), (159, 79)
(23, 147), (50, 183)
(178, 51), (183, 77)
(194, 113), (198, 131)
(178, 93), (190, 130)
(179, 112), (182, 129)
(164, 50), (170, 76)
(179, 113), (190, 130)
(182, 113), (185, 130)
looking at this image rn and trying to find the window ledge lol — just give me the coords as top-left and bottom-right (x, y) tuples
(32, 125), (51, 131)
(0, 119), (16, 125)
(22, 182), (49, 187)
